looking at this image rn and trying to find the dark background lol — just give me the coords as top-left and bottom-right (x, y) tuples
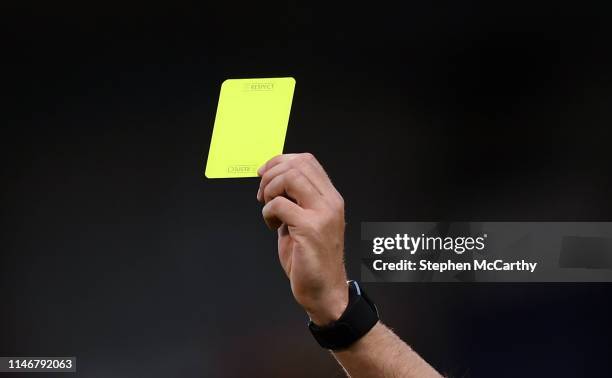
(2, 1), (612, 377)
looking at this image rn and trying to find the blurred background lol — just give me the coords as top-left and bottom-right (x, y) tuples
(1, 1), (612, 377)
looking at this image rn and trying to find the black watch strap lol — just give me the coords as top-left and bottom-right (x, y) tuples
(308, 280), (379, 350)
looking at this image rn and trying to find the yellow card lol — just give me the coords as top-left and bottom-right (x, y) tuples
(205, 77), (296, 178)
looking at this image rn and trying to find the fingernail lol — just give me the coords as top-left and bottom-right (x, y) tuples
(257, 165), (265, 176)
(256, 187), (261, 201)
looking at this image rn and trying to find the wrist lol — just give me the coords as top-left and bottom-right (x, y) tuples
(308, 280), (380, 350)
(305, 282), (350, 326)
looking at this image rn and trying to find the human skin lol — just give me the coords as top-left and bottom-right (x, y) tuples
(257, 153), (442, 378)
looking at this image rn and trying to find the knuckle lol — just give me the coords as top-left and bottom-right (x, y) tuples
(289, 155), (308, 169)
(336, 191), (345, 205)
(260, 174), (269, 188)
(261, 202), (270, 216)
(285, 168), (301, 181)
(261, 170), (275, 186)
(334, 195), (345, 211)
(262, 182), (275, 201)
(269, 154), (283, 164)
(264, 197), (280, 214)
(287, 158), (301, 169)
(301, 152), (316, 163)
(296, 162), (311, 176)
(267, 197), (278, 208)
(326, 191), (344, 212)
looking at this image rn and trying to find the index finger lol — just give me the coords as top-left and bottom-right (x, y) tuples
(257, 154), (299, 176)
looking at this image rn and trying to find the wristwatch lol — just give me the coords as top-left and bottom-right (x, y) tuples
(308, 280), (379, 350)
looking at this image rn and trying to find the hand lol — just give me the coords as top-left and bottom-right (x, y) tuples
(257, 153), (348, 325)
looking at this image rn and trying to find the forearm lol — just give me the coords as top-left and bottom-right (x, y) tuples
(332, 322), (442, 378)
(257, 154), (442, 378)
